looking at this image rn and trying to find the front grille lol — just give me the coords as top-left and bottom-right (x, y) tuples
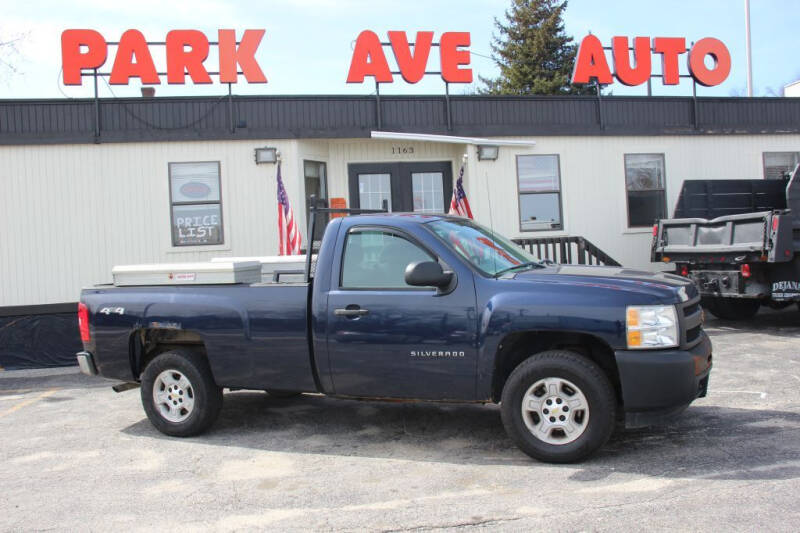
(683, 302), (700, 317)
(686, 325), (701, 344)
(678, 295), (703, 349)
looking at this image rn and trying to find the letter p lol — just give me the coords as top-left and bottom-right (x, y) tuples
(62, 29), (108, 85)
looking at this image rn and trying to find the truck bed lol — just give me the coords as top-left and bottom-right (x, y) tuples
(81, 282), (317, 391)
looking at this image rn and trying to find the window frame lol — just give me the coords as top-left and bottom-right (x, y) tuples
(623, 153), (667, 229)
(303, 160), (328, 201)
(304, 160), (329, 242)
(411, 171), (446, 214)
(762, 151), (800, 180)
(516, 154), (564, 233)
(338, 225), (438, 291)
(168, 161), (225, 247)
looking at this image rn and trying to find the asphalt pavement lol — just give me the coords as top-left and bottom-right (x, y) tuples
(1, 309), (799, 532)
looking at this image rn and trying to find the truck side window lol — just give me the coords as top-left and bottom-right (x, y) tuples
(341, 230), (433, 289)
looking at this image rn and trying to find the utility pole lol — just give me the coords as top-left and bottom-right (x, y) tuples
(745, 0), (753, 96)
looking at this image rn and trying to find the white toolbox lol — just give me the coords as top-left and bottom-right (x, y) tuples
(211, 255), (312, 282)
(112, 261), (262, 286)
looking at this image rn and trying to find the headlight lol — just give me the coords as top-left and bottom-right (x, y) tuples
(626, 305), (678, 349)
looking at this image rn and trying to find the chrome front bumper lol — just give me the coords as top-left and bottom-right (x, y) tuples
(76, 351), (98, 376)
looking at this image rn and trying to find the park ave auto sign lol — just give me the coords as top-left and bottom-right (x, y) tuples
(62, 29), (726, 89)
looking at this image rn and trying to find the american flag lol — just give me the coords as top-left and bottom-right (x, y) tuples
(277, 163), (302, 255)
(448, 164), (473, 218)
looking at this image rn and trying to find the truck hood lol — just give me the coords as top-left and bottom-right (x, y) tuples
(510, 264), (697, 303)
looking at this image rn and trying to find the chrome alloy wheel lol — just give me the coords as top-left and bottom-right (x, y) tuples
(153, 369), (195, 423)
(521, 377), (590, 445)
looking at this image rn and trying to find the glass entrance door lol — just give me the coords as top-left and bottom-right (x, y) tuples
(357, 173), (393, 211)
(348, 162), (453, 213)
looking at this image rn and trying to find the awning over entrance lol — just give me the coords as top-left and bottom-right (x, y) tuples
(370, 131), (536, 147)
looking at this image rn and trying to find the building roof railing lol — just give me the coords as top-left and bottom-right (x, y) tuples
(1, 94), (800, 145)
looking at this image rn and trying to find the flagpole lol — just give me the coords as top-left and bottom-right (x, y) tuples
(745, 0), (753, 97)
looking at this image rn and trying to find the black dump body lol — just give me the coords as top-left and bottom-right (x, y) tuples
(672, 179), (788, 220)
(652, 166), (800, 303)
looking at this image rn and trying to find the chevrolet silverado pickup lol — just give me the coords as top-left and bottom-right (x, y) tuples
(77, 213), (712, 463)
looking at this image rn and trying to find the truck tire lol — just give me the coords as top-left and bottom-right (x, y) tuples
(705, 297), (760, 320)
(500, 350), (616, 463)
(140, 349), (223, 437)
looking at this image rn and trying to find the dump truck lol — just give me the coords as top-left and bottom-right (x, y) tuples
(652, 165), (800, 319)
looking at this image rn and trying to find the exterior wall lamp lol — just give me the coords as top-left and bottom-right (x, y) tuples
(254, 147), (278, 164)
(477, 145), (499, 161)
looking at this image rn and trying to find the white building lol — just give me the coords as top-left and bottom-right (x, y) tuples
(785, 80), (800, 97)
(1, 94), (799, 368)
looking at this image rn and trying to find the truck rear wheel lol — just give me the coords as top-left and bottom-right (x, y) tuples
(140, 349), (222, 437)
(704, 297), (760, 320)
(500, 350), (616, 463)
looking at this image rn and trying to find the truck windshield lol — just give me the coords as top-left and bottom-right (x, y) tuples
(427, 218), (541, 277)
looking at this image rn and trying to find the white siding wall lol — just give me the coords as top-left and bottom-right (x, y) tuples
(2, 133), (799, 307)
(465, 134), (800, 269)
(0, 139), (304, 306)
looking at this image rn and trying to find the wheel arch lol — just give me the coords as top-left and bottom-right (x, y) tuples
(490, 330), (621, 405)
(129, 328), (209, 380)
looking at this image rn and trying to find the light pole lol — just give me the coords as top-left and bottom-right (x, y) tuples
(745, 0), (753, 97)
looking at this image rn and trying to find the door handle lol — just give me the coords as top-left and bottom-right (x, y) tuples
(334, 308), (370, 317)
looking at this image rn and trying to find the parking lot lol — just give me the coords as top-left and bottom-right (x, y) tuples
(1, 309), (799, 532)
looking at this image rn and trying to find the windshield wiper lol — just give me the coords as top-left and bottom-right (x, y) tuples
(494, 261), (545, 277)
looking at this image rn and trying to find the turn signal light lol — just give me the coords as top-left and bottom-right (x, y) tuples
(741, 264), (751, 279)
(626, 307), (640, 327)
(78, 302), (90, 342)
(627, 330), (642, 347)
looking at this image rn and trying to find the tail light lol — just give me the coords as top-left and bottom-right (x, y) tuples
(652, 224), (659, 236)
(741, 263), (751, 279)
(679, 264), (689, 276)
(78, 302), (90, 342)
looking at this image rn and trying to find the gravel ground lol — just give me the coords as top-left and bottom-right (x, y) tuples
(1, 309), (799, 532)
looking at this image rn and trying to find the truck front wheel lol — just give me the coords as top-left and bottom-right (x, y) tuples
(140, 350), (223, 437)
(704, 297), (760, 320)
(500, 350), (616, 463)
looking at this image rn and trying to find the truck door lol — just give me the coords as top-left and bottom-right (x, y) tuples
(325, 226), (477, 400)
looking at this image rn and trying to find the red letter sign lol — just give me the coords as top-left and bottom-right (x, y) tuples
(347, 30), (392, 83)
(219, 29), (267, 83)
(389, 31), (433, 83)
(572, 35), (612, 84)
(689, 37), (731, 87)
(109, 30), (159, 85)
(612, 36), (651, 86)
(61, 29), (107, 85)
(166, 30), (212, 84)
(440, 32), (472, 83)
(652, 37), (686, 85)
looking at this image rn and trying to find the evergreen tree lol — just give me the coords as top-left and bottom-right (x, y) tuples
(480, 0), (593, 95)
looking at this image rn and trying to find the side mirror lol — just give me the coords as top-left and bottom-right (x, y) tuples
(404, 261), (454, 289)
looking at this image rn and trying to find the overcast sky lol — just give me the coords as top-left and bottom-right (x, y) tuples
(1, 0), (798, 100)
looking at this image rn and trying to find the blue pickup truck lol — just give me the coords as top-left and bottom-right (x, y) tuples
(77, 213), (711, 463)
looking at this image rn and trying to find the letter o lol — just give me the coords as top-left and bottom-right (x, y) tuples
(689, 38), (731, 87)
